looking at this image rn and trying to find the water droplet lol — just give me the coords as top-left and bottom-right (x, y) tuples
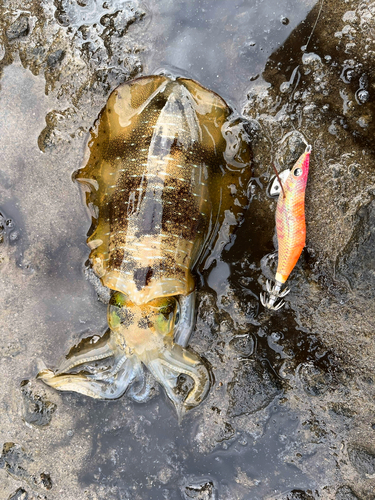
(341, 67), (355, 83)
(356, 89), (369, 104)
(280, 16), (289, 25)
(9, 231), (19, 242)
(280, 82), (291, 93)
(271, 332), (282, 342)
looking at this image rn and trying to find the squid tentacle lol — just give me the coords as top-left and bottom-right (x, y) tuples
(146, 343), (211, 419)
(53, 331), (115, 375)
(38, 331), (211, 416)
(37, 332), (144, 400)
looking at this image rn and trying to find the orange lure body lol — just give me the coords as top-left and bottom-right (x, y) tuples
(275, 147), (311, 284)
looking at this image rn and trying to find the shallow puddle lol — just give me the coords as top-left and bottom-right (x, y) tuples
(144, 0), (316, 107)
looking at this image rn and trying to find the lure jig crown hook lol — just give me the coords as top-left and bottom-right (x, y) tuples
(261, 145), (312, 310)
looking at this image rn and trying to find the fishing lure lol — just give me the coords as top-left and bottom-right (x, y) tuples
(261, 145), (311, 310)
(37, 75), (252, 417)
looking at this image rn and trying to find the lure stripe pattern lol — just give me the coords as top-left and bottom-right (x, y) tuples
(275, 148), (310, 284)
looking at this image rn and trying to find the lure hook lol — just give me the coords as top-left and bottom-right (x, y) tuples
(260, 280), (290, 310)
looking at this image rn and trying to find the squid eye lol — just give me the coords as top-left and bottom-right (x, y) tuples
(110, 291), (129, 308)
(294, 168), (302, 177)
(155, 311), (174, 335)
(108, 306), (134, 330)
(109, 308), (121, 329)
(108, 292), (133, 330)
(148, 297), (178, 335)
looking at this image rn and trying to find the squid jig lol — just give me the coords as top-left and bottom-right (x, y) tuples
(261, 145), (311, 310)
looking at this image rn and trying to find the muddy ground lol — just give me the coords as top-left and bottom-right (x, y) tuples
(0, 0), (374, 499)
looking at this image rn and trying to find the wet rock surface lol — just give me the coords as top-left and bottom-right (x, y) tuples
(0, 442), (52, 492)
(279, 492), (317, 500)
(7, 488), (29, 500)
(20, 380), (57, 427)
(6, 15), (30, 41)
(348, 446), (375, 477)
(335, 486), (362, 500)
(182, 480), (215, 500)
(227, 360), (282, 417)
(0, 0), (375, 499)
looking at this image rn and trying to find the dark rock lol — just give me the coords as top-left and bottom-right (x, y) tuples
(0, 442), (53, 491)
(182, 480), (215, 500)
(37, 111), (63, 152)
(335, 485), (361, 500)
(0, 442), (32, 483)
(275, 132), (306, 170)
(53, 0), (70, 27)
(47, 49), (65, 68)
(337, 199), (375, 299)
(6, 15), (30, 40)
(7, 488), (28, 500)
(348, 446), (375, 476)
(227, 360), (281, 417)
(40, 472), (52, 490)
(216, 422), (235, 443)
(21, 379), (57, 427)
(329, 403), (356, 419)
(100, 6), (145, 37)
(280, 490), (316, 500)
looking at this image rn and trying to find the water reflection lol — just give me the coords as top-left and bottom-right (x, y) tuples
(146, 0), (318, 106)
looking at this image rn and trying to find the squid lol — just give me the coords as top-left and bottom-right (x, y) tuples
(37, 75), (253, 417)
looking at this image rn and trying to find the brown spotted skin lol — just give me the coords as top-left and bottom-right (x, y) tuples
(75, 75), (252, 305)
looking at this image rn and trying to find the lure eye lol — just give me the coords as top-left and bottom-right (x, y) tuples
(293, 168), (303, 177)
